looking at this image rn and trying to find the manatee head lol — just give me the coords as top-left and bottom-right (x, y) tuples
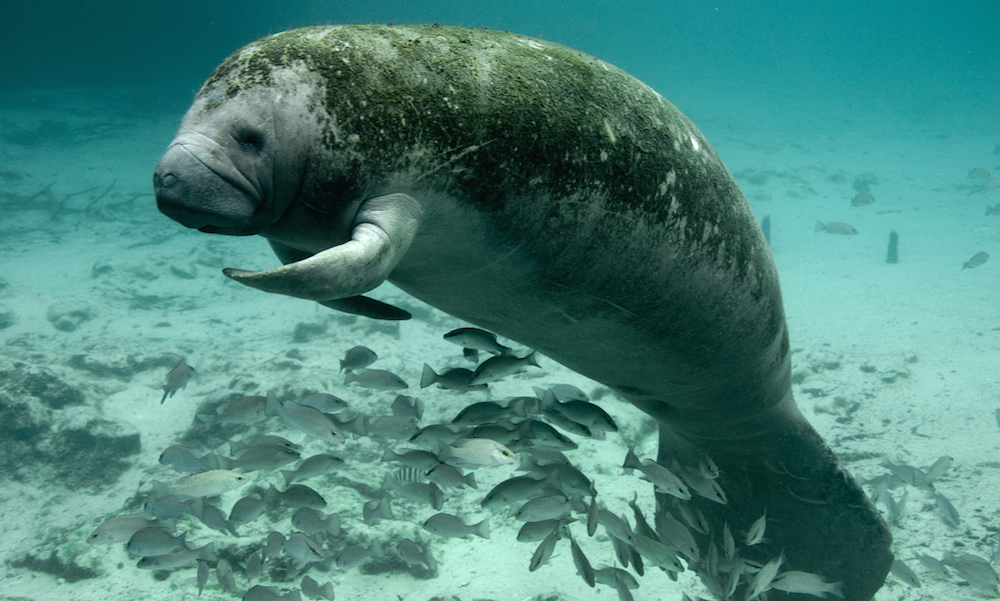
(153, 39), (348, 241)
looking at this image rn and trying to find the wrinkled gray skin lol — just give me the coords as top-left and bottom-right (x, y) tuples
(154, 25), (891, 599)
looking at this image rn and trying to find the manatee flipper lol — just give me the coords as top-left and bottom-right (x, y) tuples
(317, 298), (411, 320)
(224, 193), (423, 303)
(655, 392), (892, 601)
(260, 239), (412, 321)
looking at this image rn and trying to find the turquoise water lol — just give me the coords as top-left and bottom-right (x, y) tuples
(1, 2), (998, 600)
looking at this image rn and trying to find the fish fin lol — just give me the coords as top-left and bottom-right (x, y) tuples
(318, 296), (411, 321)
(474, 518), (491, 539)
(194, 413), (215, 431)
(223, 193), (423, 301)
(152, 481), (171, 501)
(264, 391), (281, 418)
(420, 364), (438, 388)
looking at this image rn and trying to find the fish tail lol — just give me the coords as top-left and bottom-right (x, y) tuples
(152, 481), (171, 500)
(195, 413), (215, 431)
(474, 518), (491, 539)
(343, 372), (357, 385)
(987, 206), (996, 216)
(814, 220), (826, 233)
(622, 446), (643, 471)
(280, 470), (295, 486)
(525, 350), (540, 368)
(420, 364), (438, 388)
(264, 391), (282, 418)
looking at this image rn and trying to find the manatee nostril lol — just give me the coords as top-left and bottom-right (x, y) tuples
(155, 173), (178, 188)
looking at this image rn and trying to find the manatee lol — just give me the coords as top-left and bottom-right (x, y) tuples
(153, 24), (892, 599)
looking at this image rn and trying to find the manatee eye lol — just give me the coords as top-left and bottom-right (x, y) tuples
(235, 129), (266, 154)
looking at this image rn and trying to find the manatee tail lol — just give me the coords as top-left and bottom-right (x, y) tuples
(654, 397), (892, 601)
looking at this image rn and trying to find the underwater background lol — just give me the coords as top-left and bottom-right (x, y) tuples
(0, 1), (998, 600)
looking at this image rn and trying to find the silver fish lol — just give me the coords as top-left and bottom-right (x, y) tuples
(161, 363), (194, 403)
(196, 395), (265, 429)
(243, 585), (302, 601)
(197, 559), (209, 597)
(229, 494), (267, 530)
(344, 368), (408, 390)
(226, 444), (300, 472)
(518, 518), (572, 542)
(267, 484), (327, 509)
(295, 393), (349, 413)
(569, 533), (595, 587)
(216, 558), (239, 594)
(265, 392), (345, 444)
(159, 445), (221, 474)
(443, 327), (512, 355)
(439, 438), (517, 468)
(851, 191), (875, 207)
(421, 364), (487, 391)
(292, 507), (340, 536)
(622, 449), (690, 500)
(540, 389), (617, 432)
(127, 526), (188, 557)
(194, 503), (236, 536)
(384, 479), (444, 510)
(814, 220), (858, 235)
(245, 551), (263, 580)
(336, 542), (381, 569)
(942, 552), (1000, 596)
(340, 345), (377, 372)
(300, 575), (335, 601)
(396, 539), (437, 572)
(283, 532), (325, 566)
(597, 509), (635, 544)
(962, 251), (989, 270)
(517, 419), (577, 450)
(228, 435), (298, 455)
(422, 512), (490, 539)
(391, 394), (423, 421)
(153, 469), (248, 499)
(136, 543), (214, 570)
(482, 474), (552, 509)
(143, 495), (191, 520)
(470, 351), (540, 385)
(426, 464), (477, 489)
(87, 513), (161, 545)
(913, 553), (950, 579)
(362, 497), (394, 525)
(530, 527), (561, 571)
(452, 401), (516, 425)
(924, 455), (954, 482)
(747, 552), (786, 600)
(933, 490), (960, 527)
(890, 558), (921, 587)
(770, 570), (845, 598)
(631, 532), (684, 572)
(655, 512), (699, 562)
(514, 495), (581, 522)
(534, 384), (589, 402)
(381, 448), (441, 470)
(745, 509), (767, 545)
(281, 453), (345, 485)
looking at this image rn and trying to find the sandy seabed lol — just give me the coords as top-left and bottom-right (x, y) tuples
(0, 87), (997, 601)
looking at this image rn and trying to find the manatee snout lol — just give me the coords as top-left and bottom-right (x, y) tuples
(153, 142), (261, 235)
